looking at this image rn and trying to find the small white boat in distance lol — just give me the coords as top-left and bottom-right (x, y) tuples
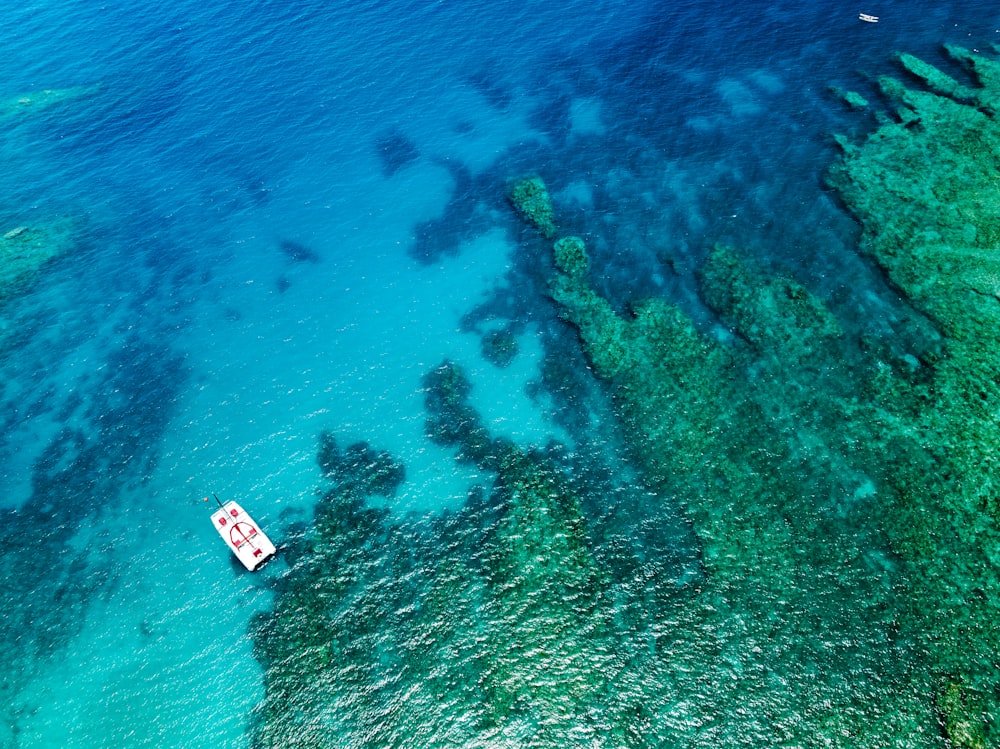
(859, 13), (879, 22)
(209, 495), (276, 571)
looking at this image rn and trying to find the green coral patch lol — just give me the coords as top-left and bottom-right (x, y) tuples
(547, 231), (931, 746)
(508, 175), (558, 239)
(700, 244), (843, 359)
(553, 235), (590, 278)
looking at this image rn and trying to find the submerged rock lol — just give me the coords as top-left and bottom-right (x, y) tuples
(278, 239), (320, 264)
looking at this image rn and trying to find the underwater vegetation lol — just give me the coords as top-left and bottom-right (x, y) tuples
(252, 47), (1000, 747)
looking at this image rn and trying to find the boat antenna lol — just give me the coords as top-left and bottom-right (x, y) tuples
(212, 492), (226, 510)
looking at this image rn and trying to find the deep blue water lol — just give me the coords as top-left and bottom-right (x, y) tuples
(2, 1), (1000, 746)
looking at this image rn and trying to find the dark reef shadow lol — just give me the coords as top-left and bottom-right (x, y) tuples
(279, 239), (320, 264)
(408, 160), (503, 265)
(464, 67), (514, 110)
(374, 127), (420, 177)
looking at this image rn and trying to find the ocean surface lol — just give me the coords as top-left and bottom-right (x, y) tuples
(2, 1), (1000, 747)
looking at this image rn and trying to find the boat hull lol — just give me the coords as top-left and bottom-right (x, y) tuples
(211, 500), (276, 571)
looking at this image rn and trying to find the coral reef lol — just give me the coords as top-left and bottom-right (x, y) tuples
(700, 244), (844, 360)
(548, 232), (930, 746)
(824, 46), (1000, 738)
(0, 218), (77, 305)
(508, 175), (557, 239)
(0, 83), (100, 121)
(253, 415), (582, 747)
(537, 45), (1000, 745)
(828, 48), (1000, 344)
(250, 45), (1000, 749)
(0, 84), (97, 311)
(316, 430), (405, 497)
(480, 327), (519, 367)
(422, 360), (499, 467)
(936, 680), (987, 749)
(252, 365), (703, 748)
(552, 235), (589, 278)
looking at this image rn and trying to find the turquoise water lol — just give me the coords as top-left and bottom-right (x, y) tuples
(3, 1), (1000, 746)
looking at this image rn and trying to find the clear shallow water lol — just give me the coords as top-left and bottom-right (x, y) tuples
(3, 1), (1000, 747)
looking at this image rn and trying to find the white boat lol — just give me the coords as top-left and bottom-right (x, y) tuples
(209, 496), (276, 571)
(859, 13), (879, 22)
